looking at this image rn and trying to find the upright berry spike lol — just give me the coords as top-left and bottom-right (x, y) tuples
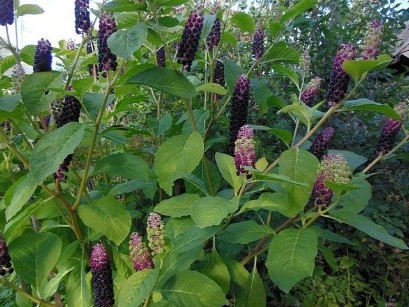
(252, 26), (265, 60)
(234, 125), (256, 174)
(156, 47), (166, 67)
(300, 76), (321, 106)
(299, 49), (311, 77)
(213, 60), (225, 87)
(11, 64), (26, 94)
(361, 20), (383, 60)
(176, 9), (204, 71)
(146, 213), (165, 255)
(75, 0), (91, 35)
(0, 0), (14, 26)
(326, 43), (356, 107)
(129, 232), (154, 272)
(91, 243), (115, 307)
(376, 117), (402, 154)
(97, 12), (118, 75)
(205, 16), (221, 51)
(33, 38), (53, 72)
(0, 235), (13, 276)
(309, 127), (335, 160)
(228, 74), (251, 155)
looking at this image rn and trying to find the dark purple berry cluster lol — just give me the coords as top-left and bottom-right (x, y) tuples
(205, 17), (221, 50)
(177, 9), (204, 71)
(97, 12), (118, 74)
(91, 243), (115, 307)
(300, 77), (321, 106)
(309, 127), (335, 160)
(52, 95), (81, 128)
(228, 74), (250, 155)
(0, 0), (14, 26)
(75, 0), (91, 34)
(0, 236), (13, 276)
(156, 47), (166, 67)
(252, 27), (265, 60)
(376, 118), (402, 154)
(213, 60), (225, 88)
(326, 43), (356, 107)
(33, 39), (52, 72)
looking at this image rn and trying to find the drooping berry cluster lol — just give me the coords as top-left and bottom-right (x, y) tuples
(301, 76), (321, 106)
(11, 64), (26, 94)
(156, 47), (166, 67)
(90, 243), (115, 307)
(0, 0), (14, 26)
(361, 20), (383, 60)
(234, 125), (256, 174)
(129, 233), (154, 272)
(376, 117), (402, 154)
(97, 12), (118, 74)
(147, 213), (165, 255)
(54, 154), (73, 180)
(33, 39), (52, 72)
(252, 26), (265, 60)
(309, 127), (335, 160)
(176, 9), (204, 71)
(228, 74), (251, 155)
(326, 43), (356, 107)
(0, 235), (13, 276)
(311, 154), (351, 207)
(75, 0), (91, 34)
(205, 16), (221, 51)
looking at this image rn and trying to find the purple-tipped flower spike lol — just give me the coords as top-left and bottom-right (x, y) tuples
(129, 232), (154, 272)
(234, 125), (256, 174)
(252, 26), (265, 60)
(376, 117), (402, 154)
(311, 154), (351, 207)
(156, 47), (166, 67)
(309, 127), (335, 160)
(326, 43), (356, 107)
(177, 9), (204, 71)
(205, 16), (221, 51)
(33, 39), (52, 72)
(97, 12), (118, 75)
(228, 74), (251, 155)
(91, 243), (115, 307)
(301, 76), (321, 106)
(0, 235), (13, 276)
(75, 0), (91, 34)
(361, 20), (383, 60)
(0, 0), (14, 26)
(147, 213), (165, 255)
(11, 64), (26, 94)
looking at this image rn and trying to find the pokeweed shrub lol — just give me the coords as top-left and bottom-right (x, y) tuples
(0, 0), (408, 306)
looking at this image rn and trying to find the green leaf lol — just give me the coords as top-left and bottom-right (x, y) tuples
(343, 54), (392, 83)
(162, 271), (226, 307)
(102, 0), (146, 12)
(264, 42), (300, 64)
(117, 269), (159, 307)
(311, 226), (355, 245)
(9, 232), (62, 288)
(4, 173), (38, 221)
(269, 21), (283, 37)
(196, 83), (227, 96)
(128, 67), (197, 98)
(155, 132), (204, 195)
(224, 258), (250, 288)
(334, 176), (371, 213)
(271, 64), (299, 88)
(250, 78), (274, 115)
(222, 59), (244, 95)
(191, 196), (238, 228)
(157, 16), (180, 27)
(240, 192), (290, 216)
(218, 220), (273, 244)
(0, 55), (16, 75)
(108, 180), (157, 197)
(0, 94), (21, 112)
(202, 248), (230, 294)
(16, 4), (44, 17)
(30, 122), (86, 184)
(252, 171), (308, 186)
(201, 15), (216, 40)
(82, 92), (115, 120)
(221, 32), (237, 46)
(236, 265), (266, 307)
(266, 228), (318, 293)
(249, 125), (292, 147)
(280, 0), (317, 23)
(231, 12), (255, 33)
(172, 225), (219, 254)
(330, 211), (408, 249)
(107, 22), (148, 59)
(215, 152), (245, 195)
(42, 267), (74, 299)
(66, 266), (91, 307)
(94, 153), (150, 180)
(21, 71), (63, 115)
(339, 99), (401, 120)
(279, 149), (319, 216)
(155, 194), (200, 217)
(78, 197), (132, 245)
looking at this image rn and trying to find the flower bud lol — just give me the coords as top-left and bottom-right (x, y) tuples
(91, 243), (115, 307)
(309, 127), (335, 160)
(75, 0), (91, 34)
(34, 39), (53, 72)
(0, 0), (14, 26)
(234, 125), (256, 174)
(129, 232), (154, 272)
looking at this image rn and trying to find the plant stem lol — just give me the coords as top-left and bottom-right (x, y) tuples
(0, 129), (29, 168)
(184, 99), (197, 132)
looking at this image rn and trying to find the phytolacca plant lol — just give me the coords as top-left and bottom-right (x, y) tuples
(75, 0), (91, 35)
(33, 38), (52, 72)
(91, 243), (115, 307)
(0, 0), (14, 26)
(97, 12), (117, 74)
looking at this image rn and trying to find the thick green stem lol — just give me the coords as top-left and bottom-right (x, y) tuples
(184, 99), (197, 132)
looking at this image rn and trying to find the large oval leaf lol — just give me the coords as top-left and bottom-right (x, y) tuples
(107, 22), (147, 59)
(191, 196), (238, 228)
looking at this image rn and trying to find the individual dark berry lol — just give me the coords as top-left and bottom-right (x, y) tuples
(227, 74), (250, 155)
(234, 125), (256, 174)
(33, 39), (52, 72)
(97, 12), (118, 75)
(156, 47), (166, 67)
(300, 76), (321, 106)
(0, 235), (13, 276)
(176, 9), (204, 71)
(376, 118), (402, 154)
(129, 233), (154, 272)
(75, 0), (91, 35)
(0, 0), (14, 26)
(309, 127), (335, 160)
(252, 26), (265, 60)
(205, 16), (221, 51)
(91, 243), (115, 307)
(326, 43), (356, 107)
